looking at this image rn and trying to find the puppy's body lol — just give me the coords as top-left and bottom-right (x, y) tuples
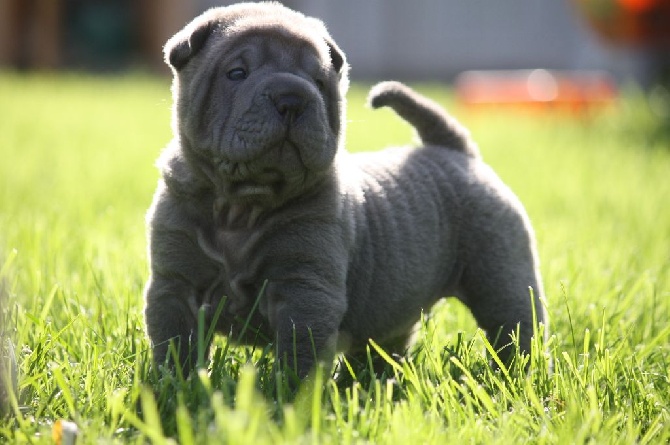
(144, 2), (546, 378)
(340, 146), (540, 351)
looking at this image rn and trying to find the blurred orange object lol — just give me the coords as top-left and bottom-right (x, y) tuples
(455, 69), (618, 114)
(573, 0), (670, 47)
(52, 419), (78, 445)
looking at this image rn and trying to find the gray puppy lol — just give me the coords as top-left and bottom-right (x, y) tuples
(144, 2), (547, 379)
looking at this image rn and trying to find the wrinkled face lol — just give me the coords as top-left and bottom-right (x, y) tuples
(166, 7), (348, 208)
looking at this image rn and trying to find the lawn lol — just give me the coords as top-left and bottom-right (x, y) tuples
(0, 72), (669, 444)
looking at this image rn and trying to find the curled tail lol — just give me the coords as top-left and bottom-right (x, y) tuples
(368, 81), (480, 158)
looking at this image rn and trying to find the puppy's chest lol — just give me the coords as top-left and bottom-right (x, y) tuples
(210, 201), (263, 264)
(203, 203), (269, 314)
(213, 228), (257, 272)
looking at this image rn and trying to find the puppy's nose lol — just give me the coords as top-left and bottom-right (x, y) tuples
(273, 93), (306, 122)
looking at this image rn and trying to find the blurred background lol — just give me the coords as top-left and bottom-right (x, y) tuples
(0, 0), (669, 117)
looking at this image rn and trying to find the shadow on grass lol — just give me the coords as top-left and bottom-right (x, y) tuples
(133, 321), (553, 441)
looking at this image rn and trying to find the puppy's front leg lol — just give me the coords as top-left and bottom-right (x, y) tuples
(144, 185), (224, 375)
(267, 280), (346, 380)
(144, 276), (207, 374)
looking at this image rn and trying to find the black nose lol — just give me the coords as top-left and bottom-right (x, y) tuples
(273, 93), (306, 122)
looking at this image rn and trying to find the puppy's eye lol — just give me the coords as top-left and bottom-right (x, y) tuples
(227, 68), (248, 81)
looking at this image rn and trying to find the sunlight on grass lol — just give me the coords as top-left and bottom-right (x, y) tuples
(1, 72), (669, 443)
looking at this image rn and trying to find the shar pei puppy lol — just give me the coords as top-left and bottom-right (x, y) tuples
(144, 2), (548, 380)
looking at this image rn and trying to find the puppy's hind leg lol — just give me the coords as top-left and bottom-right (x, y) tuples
(457, 223), (548, 368)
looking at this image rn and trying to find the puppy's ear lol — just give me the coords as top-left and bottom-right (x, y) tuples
(164, 20), (215, 70)
(325, 38), (346, 74)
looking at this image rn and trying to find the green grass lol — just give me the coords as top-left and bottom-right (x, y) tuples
(1, 72), (669, 444)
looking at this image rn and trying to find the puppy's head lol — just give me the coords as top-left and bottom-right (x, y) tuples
(164, 2), (349, 207)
